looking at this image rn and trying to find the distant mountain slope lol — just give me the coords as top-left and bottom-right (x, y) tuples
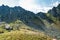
(0, 4), (60, 39)
(36, 12), (60, 39)
(36, 4), (60, 39)
(48, 4), (60, 20)
(0, 5), (46, 31)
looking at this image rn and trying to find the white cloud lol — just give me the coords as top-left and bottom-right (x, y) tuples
(52, 1), (60, 7)
(0, 0), (59, 13)
(19, 0), (36, 12)
(19, 0), (52, 13)
(0, 0), (19, 7)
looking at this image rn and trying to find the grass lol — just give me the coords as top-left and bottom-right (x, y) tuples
(0, 29), (52, 40)
(0, 20), (57, 40)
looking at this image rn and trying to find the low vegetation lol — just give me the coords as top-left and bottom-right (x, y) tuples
(0, 29), (52, 40)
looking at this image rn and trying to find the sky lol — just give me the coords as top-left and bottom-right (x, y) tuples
(0, 0), (60, 13)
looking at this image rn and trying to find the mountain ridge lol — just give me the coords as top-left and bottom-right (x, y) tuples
(0, 4), (60, 39)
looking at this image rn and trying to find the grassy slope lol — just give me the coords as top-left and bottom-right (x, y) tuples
(0, 29), (52, 40)
(0, 17), (59, 40)
(0, 20), (52, 40)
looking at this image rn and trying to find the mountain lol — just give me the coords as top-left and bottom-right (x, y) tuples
(36, 12), (54, 23)
(36, 4), (60, 39)
(48, 4), (60, 20)
(0, 5), (46, 31)
(36, 12), (60, 39)
(0, 4), (60, 40)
